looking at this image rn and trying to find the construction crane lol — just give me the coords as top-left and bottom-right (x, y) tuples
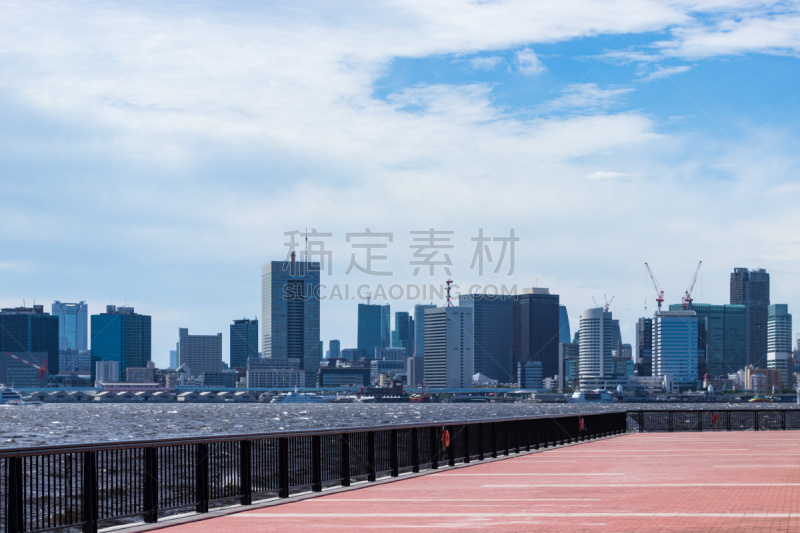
(604, 294), (615, 312)
(3, 352), (48, 379)
(644, 262), (665, 310)
(682, 260), (703, 309)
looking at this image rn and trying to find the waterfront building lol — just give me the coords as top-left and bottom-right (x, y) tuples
(513, 288), (560, 381)
(578, 308), (614, 389)
(423, 306), (474, 389)
(558, 341), (579, 390)
(126, 361), (156, 383)
(0, 305), (59, 377)
(230, 318), (258, 370)
(391, 312), (414, 356)
(670, 303), (746, 379)
(262, 254), (321, 386)
(328, 339), (341, 360)
(169, 349), (178, 369)
(91, 305), (151, 382)
(558, 305), (571, 345)
(317, 366), (370, 387)
(652, 310), (698, 388)
(413, 304), (437, 358)
(375, 347), (406, 361)
(178, 328), (222, 378)
(767, 304), (793, 388)
(246, 358), (304, 388)
(730, 268), (770, 367)
(517, 360), (543, 389)
(357, 303), (390, 357)
(52, 302), (88, 371)
(459, 294), (513, 383)
(95, 360), (120, 386)
(635, 317), (653, 377)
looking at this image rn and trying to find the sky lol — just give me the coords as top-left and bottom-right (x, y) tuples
(1, 0), (799, 367)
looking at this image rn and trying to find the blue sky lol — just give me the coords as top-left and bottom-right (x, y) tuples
(1, 0), (799, 366)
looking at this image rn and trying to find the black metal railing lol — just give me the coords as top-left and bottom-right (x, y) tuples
(0, 412), (626, 533)
(627, 409), (800, 432)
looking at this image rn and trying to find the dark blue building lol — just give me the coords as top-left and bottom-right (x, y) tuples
(230, 318), (258, 369)
(91, 305), (151, 382)
(0, 305), (59, 377)
(459, 294), (513, 383)
(357, 303), (390, 358)
(513, 288), (560, 382)
(391, 311), (414, 356)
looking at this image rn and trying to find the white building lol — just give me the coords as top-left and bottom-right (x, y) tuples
(95, 360), (120, 386)
(423, 306), (474, 389)
(578, 308), (614, 390)
(767, 304), (793, 388)
(652, 310), (698, 387)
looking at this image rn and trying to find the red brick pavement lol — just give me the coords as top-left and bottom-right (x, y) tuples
(149, 432), (800, 532)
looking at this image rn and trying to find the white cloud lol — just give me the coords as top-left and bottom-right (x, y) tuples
(470, 55), (503, 70)
(515, 48), (545, 75)
(584, 171), (629, 181)
(549, 83), (633, 110)
(640, 65), (692, 81)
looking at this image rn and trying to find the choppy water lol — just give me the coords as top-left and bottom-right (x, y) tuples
(0, 402), (794, 449)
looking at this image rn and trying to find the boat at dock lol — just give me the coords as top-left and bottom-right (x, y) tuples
(270, 392), (336, 403)
(567, 390), (618, 403)
(0, 385), (24, 405)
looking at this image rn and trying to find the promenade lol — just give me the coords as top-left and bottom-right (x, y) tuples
(140, 431), (800, 532)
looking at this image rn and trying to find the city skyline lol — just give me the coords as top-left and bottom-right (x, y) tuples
(2, 2), (800, 367)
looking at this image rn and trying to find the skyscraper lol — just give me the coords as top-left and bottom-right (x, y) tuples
(413, 304), (436, 358)
(558, 305), (571, 345)
(357, 303), (390, 357)
(459, 294), (513, 382)
(230, 318), (258, 369)
(178, 328), (222, 377)
(512, 288), (560, 381)
(328, 339), (341, 360)
(0, 305), (58, 379)
(391, 311), (414, 357)
(669, 303), (746, 378)
(578, 307), (614, 389)
(730, 268), (770, 367)
(423, 306), (474, 388)
(635, 317), (653, 377)
(652, 309), (698, 388)
(262, 255), (321, 385)
(767, 304), (793, 388)
(52, 301), (88, 352)
(91, 305), (151, 382)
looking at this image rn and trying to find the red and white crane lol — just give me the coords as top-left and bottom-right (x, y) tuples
(681, 260), (703, 309)
(604, 294), (615, 312)
(644, 262), (665, 310)
(3, 352), (48, 379)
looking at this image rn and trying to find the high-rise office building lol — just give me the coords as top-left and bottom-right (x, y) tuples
(230, 318), (258, 369)
(413, 304), (437, 358)
(517, 361), (543, 389)
(578, 308), (614, 389)
(635, 317), (653, 377)
(730, 268), (770, 367)
(558, 341), (579, 390)
(91, 305), (151, 382)
(169, 349), (178, 369)
(459, 294), (513, 383)
(357, 303), (390, 357)
(513, 288), (560, 381)
(391, 311), (414, 357)
(669, 303), (746, 378)
(262, 255), (321, 385)
(652, 310), (698, 387)
(558, 306), (571, 345)
(52, 301), (88, 353)
(423, 306), (474, 388)
(178, 328), (222, 378)
(328, 339), (341, 360)
(0, 305), (59, 377)
(767, 304), (793, 388)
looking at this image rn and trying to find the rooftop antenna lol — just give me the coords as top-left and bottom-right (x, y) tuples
(366, 292), (371, 306)
(445, 279), (453, 307)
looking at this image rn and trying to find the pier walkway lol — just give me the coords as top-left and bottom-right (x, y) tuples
(136, 431), (800, 532)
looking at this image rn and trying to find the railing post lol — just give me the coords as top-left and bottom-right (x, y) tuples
(312, 435), (322, 491)
(240, 440), (252, 505)
(782, 410), (786, 431)
(143, 447), (159, 523)
(533, 419), (540, 449)
(367, 431), (376, 482)
(7, 456), (24, 533)
(464, 424), (471, 463)
(478, 424), (485, 460)
(389, 429), (399, 477)
(503, 422), (510, 456)
(755, 411), (759, 431)
(490, 423), (498, 458)
(514, 421), (521, 453)
(727, 411), (732, 431)
(340, 433), (351, 487)
(430, 426), (438, 470)
(448, 426), (455, 467)
(639, 412), (644, 433)
(278, 438), (289, 498)
(668, 411), (673, 433)
(411, 427), (420, 473)
(195, 443), (209, 513)
(525, 420), (531, 451)
(82, 451), (98, 533)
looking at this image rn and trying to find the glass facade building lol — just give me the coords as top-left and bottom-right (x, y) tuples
(513, 288), (560, 381)
(413, 304), (436, 358)
(669, 303), (746, 378)
(730, 268), (770, 367)
(0, 305), (58, 378)
(578, 307), (614, 387)
(230, 318), (258, 369)
(357, 303), (390, 358)
(391, 311), (414, 357)
(767, 304), (793, 388)
(459, 294), (513, 383)
(558, 306), (571, 345)
(652, 310), (698, 387)
(51, 301), (88, 353)
(90, 305), (151, 382)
